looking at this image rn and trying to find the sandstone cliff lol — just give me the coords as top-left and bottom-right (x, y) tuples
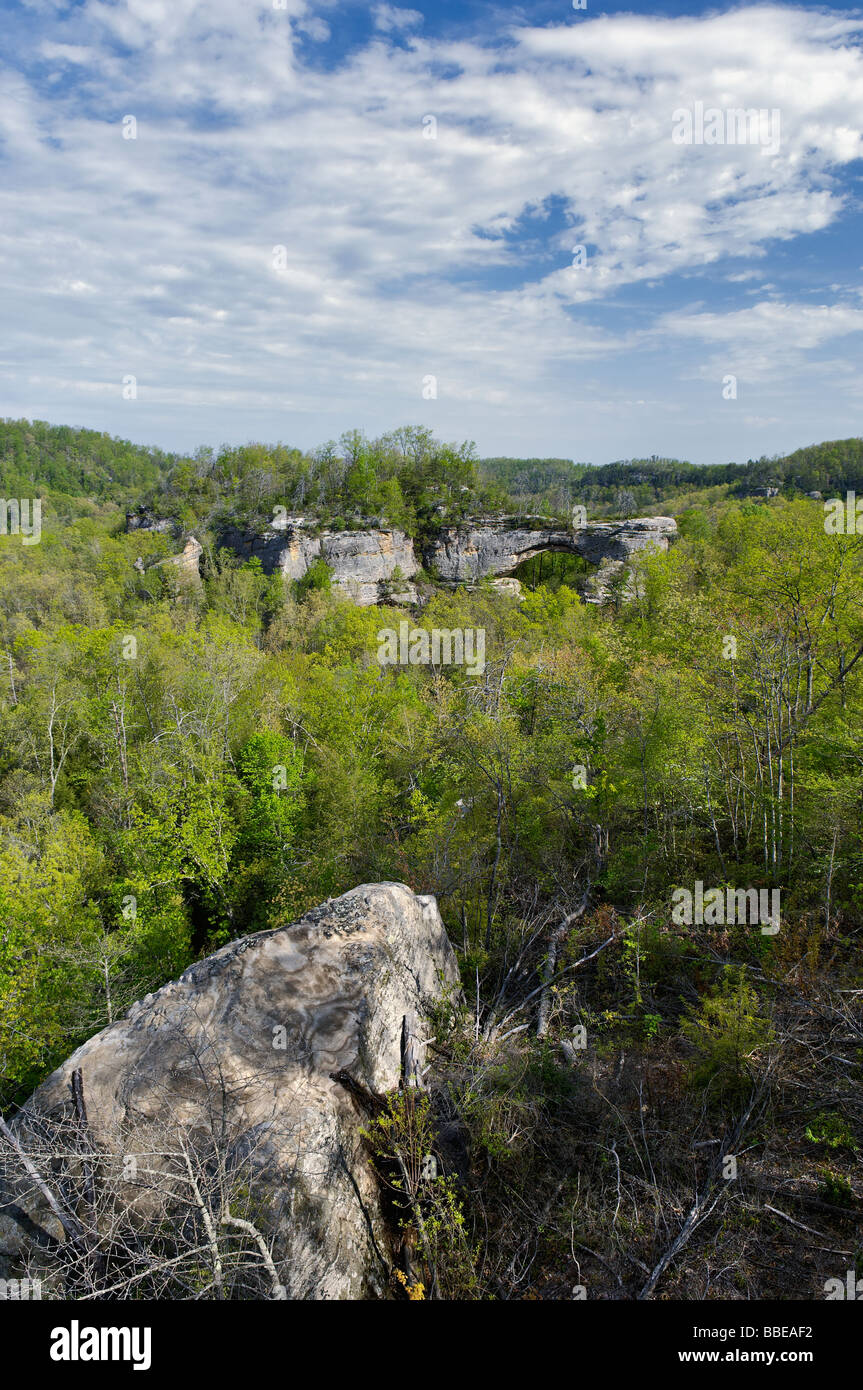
(219, 520), (419, 606)
(128, 512), (677, 606)
(426, 515), (677, 588)
(218, 514), (677, 604)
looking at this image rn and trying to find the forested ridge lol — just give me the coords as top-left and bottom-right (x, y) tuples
(5, 416), (863, 532)
(481, 439), (863, 518)
(1, 417), (862, 1299)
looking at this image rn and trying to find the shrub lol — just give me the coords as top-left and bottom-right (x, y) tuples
(681, 965), (772, 1106)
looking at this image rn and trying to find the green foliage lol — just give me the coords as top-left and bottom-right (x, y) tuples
(4, 417), (863, 1297)
(0, 810), (191, 1103)
(816, 1168), (855, 1208)
(113, 424), (494, 541)
(805, 1111), (857, 1151)
(681, 965), (772, 1104)
(363, 1088), (481, 1300)
(295, 558), (332, 599)
(480, 438), (863, 518)
(0, 418), (174, 501)
(232, 731), (306, 931)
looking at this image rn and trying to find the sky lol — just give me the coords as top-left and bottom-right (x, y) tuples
(1, 0), (862, 465)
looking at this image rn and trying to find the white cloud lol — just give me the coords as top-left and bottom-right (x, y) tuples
(664, 301), (863, 350)
(1, 2), (862, 459)
(657, 300), (863, 389)
(296, 16), (331, 42)
(39, 42), (94, 63)
(373, 4), (423, 33)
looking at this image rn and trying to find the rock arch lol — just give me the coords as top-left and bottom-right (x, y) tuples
(151, 514), (679, 606)
(425, 516), (677, 602)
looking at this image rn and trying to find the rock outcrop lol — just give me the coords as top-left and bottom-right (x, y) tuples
(219, 520), (419, 607)
(219, 514), (677, 605)
(0, 884), (461, 1300)
(426, 516), (677, 602)
(129, 511), (677, 607)
(125, 510), (178, 535)
(489, 577), (523, 599)
(125, 513), (202, 582)
(162, 534), (202, 576)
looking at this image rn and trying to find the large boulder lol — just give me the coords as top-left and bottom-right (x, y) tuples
(0, 884), (461, 1300)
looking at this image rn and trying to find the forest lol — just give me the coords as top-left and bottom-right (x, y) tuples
(1, 417), (862, 1299)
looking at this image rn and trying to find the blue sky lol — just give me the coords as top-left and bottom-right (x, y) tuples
(1, 0), (862, 465)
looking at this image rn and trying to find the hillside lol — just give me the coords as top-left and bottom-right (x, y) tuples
(7, 417), (863, 535)
(480, 439), (863, 517)
(0, 418), (861, 1303)
(0, 418), (176, 504)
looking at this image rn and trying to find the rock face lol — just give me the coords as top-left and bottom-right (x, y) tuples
(426, 516), (677, 599)
(162, 534), (202, 576)
(125, 514), (202, 582)
(125, 510), (178, 535)
(425, 516), (676, 603)
(220, 521), (419, 607)
(0, 883), (461, 1300)
(220, 514), (675, 605)
(125, 511), (677, 607)
(573, 518), (678, 602)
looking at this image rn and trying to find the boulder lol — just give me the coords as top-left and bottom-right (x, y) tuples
(0, 884), (461, 1300)
(489, 577), (523, 599)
